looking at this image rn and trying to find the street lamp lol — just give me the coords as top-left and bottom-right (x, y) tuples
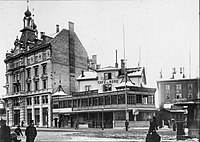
(101, 105), (104, 130)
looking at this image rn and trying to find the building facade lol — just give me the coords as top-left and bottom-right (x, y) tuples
(3, 7), (88, 127)
(52, 60), (156, 128)
(157, 68), (200, 138)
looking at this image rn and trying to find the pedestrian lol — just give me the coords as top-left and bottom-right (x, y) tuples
(13, 125), (23, 141)
(146, 116), (160, 142)
(15, 125), (23, 137)
(58, 120), (61, 128)
(54, 118), (58, 127)
(0, 120), (12, 142)
(125, 120), (129, 131)
(148, 116), (158, 134)
(75, 120), (79, 129)
(25, 120), (37, 142)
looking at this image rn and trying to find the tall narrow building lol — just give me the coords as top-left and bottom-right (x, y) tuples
(3, 6), (88, 127)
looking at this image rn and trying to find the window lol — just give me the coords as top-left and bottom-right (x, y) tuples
(142, 95), (148, 104)
(43, 80), (47, 89)
(34, 66), (39, 77)
(85, 85), (91, 91)
(176, 84), (182, 91)
(111, 95), (117, 104)
(26, 97), (32, 106)
(42, 95), (48, 104)
(148, 95), (154, 104)
(166, 93), (170, 99)
(27, 58), (30, 65)
(34, 108), (40, 125)
(105, 95), (111, 105)
(27, 83), (31, 92)
(43, 52), (46, 60)
(104, 73), (112, 80)
(93, 97), (98, 106)
(136, 95), (142, 103)
(13, 98), (20, 106)
(176, 84), (182, 99)
(166, 85), (170, 91)
(34, 96), (40, 104)
(188, 84), (193, 99)
(127, 94), (136, 104)
(176, 93), (182, 99)
(103, 84), (112, 92)
(35, 56), (38, 63)
(42, 64), (47, 75)
(118, 94), (125, 104)
(27, 68), (31, 78)
(35, 81), (39, 91)
(6, 76), (8, 84)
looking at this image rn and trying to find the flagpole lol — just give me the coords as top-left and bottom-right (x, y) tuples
(123, 18), (128, 121)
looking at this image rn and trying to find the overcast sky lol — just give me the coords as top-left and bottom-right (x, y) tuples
(0, 0), (199, 96)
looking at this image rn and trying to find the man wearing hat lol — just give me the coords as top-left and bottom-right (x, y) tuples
(25, 120), (37, 142)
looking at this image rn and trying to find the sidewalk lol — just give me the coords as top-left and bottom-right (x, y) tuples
(10, 126), (199, 142)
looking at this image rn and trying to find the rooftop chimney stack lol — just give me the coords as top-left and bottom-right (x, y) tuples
(81, 70), (85, 77)
(40, 32), (45, 39)
(183, 67), (185, 78)
(115, 49), (118, 68)
(121, 59), (125, 75)
(56, 24), (59, 33)
(69, 21), (74, 33)
(180, 67), (183, 74)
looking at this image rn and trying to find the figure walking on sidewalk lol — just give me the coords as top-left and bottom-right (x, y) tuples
(125, 120), (129, 131)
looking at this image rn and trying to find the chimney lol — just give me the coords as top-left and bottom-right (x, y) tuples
(68, 21), (75, 73)
(115, 49), (118, 68)
(172, 68), (176, 74)
(92, 55), (97, 64)
(56, 24), (59, 33)
(40, 32), (45, 39)
(121, 59), (125, 75)
(180, 67), (183, 74)
(183, 67), (185, 78)
(160, 69), (162, 79)
(96, 64), (100, 69)
(81, 70), (85, 77)
(69, 21), (74, 33)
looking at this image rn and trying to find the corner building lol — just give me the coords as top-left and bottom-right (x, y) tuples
(3, 7), (88, 127)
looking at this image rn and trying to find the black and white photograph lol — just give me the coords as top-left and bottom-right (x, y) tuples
(0, 0), (199, 141)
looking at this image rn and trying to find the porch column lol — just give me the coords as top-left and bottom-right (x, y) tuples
(113, 111), (115, 128)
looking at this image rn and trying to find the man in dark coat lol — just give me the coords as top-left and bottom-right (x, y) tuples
(25, 120), (37, 142)
(0, 120), (12, 142)
(125, 120), (129, 131)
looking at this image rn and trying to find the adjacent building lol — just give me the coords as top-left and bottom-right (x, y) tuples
(157, 67), (200, 138)
(3, 7), (88, 127)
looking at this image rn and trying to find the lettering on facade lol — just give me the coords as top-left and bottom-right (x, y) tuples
(98, 79), (118, 84)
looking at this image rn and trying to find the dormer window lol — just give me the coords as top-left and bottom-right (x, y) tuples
(104, 73), (112, 80)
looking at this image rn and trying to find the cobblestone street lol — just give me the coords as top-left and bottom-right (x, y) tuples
(11, 127), (199, 142)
